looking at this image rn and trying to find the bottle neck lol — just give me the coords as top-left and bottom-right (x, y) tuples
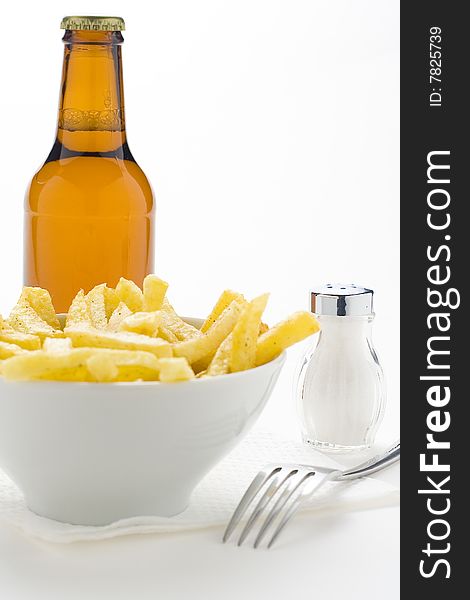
(316, 314), (374, 344)
(56, 30), (127, 154)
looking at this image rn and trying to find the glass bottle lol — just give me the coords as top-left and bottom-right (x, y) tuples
(24, 16), (155, 313)
(297, 284), (386, 452)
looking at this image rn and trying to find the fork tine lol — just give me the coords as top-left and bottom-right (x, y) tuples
(222, 467), (281, 543)
(253, 470), (316, 548)
(267, 471), (338, 549)
(237, 468), (298, 546)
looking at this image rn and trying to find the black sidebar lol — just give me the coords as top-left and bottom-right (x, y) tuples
(401, 1), (466, 596)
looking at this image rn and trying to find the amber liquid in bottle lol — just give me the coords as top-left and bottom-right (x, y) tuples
(24, 29), (155, 313)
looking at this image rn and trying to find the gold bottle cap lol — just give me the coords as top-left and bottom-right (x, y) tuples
(60, 16), (125, 31)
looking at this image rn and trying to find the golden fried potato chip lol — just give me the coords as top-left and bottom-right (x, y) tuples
(1, 348), (92, 381)
(206, 333), (232, 377)
(1, 347), (160, 382)
(104, 350), (161, 381)
(65, 326), (172, 358)
(103, 286), (120, 319)
(119, 311), (161, 336)
(107, 302), (133, 332)
(115, 277), (143, 312)
(2, 348), (160, 381)
(66, 290), (93, 329)
(158, 357), (195, 382)
(8, 303), (63, 340)
(161, 299), (202, 341)
(1, 275), (321, 383)
(157, 325), (179, 343)
(43, 337), (73, 353)
(86, 349), (160, 382)
(0, 315), (41, 350)
(143, 275), (168, 312)
(200, 290), (245, 333)
(0, 340), (27, 359)
(173, 300), (242, 367)
(231, 294), (269, 372)
(85, 284), (108, 329)
(255, 311), (320, 366)
(86, 354), (119, 382)
(19, 287), (61, 329)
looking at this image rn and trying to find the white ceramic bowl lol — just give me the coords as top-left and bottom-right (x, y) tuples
(0, 320), (285, 525)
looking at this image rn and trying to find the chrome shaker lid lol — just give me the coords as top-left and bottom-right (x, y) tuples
(310, 284), (374, 317)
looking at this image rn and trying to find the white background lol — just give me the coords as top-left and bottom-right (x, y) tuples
(0, 1), (399, 598)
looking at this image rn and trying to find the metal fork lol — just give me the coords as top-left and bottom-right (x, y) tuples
(223, 440), (400, 549)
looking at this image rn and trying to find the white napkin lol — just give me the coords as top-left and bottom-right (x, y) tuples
(0, 429), (399, 543)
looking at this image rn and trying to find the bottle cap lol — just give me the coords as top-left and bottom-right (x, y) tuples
(310, 284), (374, 317)
(60, 16), (125, 31)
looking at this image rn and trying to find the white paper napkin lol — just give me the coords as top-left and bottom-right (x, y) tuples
(0, 429), (399, 543)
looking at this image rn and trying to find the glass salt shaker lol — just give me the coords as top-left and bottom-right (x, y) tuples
(296, 284), (386, 452)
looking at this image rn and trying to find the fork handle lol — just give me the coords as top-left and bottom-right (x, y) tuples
(336, 440), (400, 480)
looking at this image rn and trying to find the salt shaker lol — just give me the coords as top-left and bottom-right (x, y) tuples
(296, 284), (386, 452)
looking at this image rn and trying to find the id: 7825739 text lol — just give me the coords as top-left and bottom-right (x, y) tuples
(429, 26), (442, 107)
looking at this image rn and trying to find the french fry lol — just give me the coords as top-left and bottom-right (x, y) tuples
(143, 275), (168, 311)
(173, 301), (242, 367)
(255, 311), (320, 366)
(103, 350), (161, 381)
(85, 349), (161, 382)
(19, 287), (61, 329)
(1, 348), (161, 382)
(205, 296), (268, 376)
(107, 302), (133, 332)
(0, 276), (321, 383)
(85, 284), (108, 329)
(43, 337), (73, 352)
(158, 357), (195, 382)
(0, 330), (41, 351)
(103, 286), (120, 319)
(157, 325), (179, 343)
(86, 354), (119, 382)
(231, 294), (269, 372)
(115, 277), (143, 312)
(200, 290), (245, 333)
(8, 302), (63, 339)
(0, 316), (41, 350)
(0, 340), (27, 359)
(161, 298), (202, 341)
(66, 290), (93, 329)
(1, 348), (92, 381)
(206, 333), (232, 377)
(65, 326), (172, 358)
(119, 311), (161, 336)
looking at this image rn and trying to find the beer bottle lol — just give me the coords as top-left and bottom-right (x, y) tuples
(24, 16), (155, 313)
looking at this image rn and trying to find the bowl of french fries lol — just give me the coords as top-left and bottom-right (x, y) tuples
(0, 276), (319, 525)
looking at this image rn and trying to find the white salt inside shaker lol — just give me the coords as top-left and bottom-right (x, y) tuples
(296, 284), (386, 452)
